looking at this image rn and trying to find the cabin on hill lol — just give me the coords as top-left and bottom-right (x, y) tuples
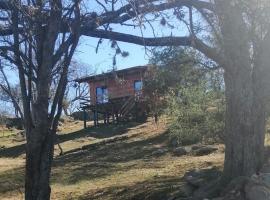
(75, 66), (149, 128)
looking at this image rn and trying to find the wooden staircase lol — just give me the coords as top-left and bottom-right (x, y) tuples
(119, 96), (136, 120)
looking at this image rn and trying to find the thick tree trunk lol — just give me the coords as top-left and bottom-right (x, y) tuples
(25, 125), (55, 200)
(214, 1), (266, 183)
(222, 67), (266, 183)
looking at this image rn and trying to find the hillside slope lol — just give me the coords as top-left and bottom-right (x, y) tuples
(0, 119), (224, 200)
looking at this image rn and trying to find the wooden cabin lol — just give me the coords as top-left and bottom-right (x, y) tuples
(75, 66), (149, 127)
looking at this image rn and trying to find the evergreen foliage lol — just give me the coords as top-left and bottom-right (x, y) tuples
(145, 47), (224, 145)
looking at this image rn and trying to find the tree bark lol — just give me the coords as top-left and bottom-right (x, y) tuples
(214, 1), (266, 183)
(222, 66), (266, 183)
(25, 122), (55, 200)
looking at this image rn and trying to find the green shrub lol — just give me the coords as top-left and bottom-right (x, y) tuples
(169, 122), (202, 145)
(167, 82), (225, 146)
(147, 47), (225, 145)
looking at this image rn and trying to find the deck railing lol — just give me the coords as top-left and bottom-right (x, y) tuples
(79, 89), (144, 108)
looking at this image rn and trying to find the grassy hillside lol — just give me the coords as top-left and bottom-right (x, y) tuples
(0, 118), (225, 200)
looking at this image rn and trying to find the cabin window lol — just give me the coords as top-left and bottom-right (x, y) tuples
(96, 86), (108, 104)
(134, 80), (143, 91)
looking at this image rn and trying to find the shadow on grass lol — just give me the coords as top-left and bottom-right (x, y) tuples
(52, 131), (170, 185)
(0, 121), (144, 158)
(0, 130), (168, 194)
(0, 166), (24, 194)
(77, 175), (189, 200)
(0, 143), (25, 158)
(57, 121), (144, 143)
(77, 166), (224, 200)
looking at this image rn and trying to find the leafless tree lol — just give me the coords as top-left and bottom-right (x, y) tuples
(0, 63), (23, 118)
(62, 60), (92, 116)
(0, 1), (80, 199)
(0, 0), (270, 199)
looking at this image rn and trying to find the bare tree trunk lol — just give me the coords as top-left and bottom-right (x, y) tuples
(25, 127), (55, 200)
(222, 67), (265, 183)
(24, 82), (55, 200)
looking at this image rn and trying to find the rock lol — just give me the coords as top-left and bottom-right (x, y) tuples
(184, 167), (222, 188)
(185, 169), (208, 188)
(193, 178), (223, 200)
(193, 179), (222, 199)
(245, 185), (270, 200)
(180, 184), (194, 197)
(218, 174), (270, 200)
(185, 173), (205, 188)
(151, 148), (168, 156)
(191, 144), (205, 150)
(177, 184), (194, 197)
(192, 146), (218, 156)
(171, 139), (178, 147)
(257, 173), (270, 187)
(167, 184), (194, 200)
(206, 175), (270, 200)
(184, 146), (192, 153)
(244, 173), (270, 200)
(173, 147), (187, 156)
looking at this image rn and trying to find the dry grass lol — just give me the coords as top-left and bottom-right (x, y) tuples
(0, 119), (225, 200)
(0, 129), (21, 146)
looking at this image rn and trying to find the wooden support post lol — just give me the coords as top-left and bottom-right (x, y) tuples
(116, 111), (119, 124)
(96, 109), (99, 126)
(93, 110), (97, 127)
(107, 113), (110, 124)
(112, 113), (115, 124)
(103, 113), (106, 124)
(83, 108), (87, 129)
(112, 106), (115, 124)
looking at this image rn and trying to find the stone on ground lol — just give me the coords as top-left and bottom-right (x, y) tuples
(192, 146), (218, 156)
(173, 147), (187, 156)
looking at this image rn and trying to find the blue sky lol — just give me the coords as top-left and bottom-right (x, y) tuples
(74, 7), (189, 75)
(75, 36), (150, 74)
(1, 1), (194, 115)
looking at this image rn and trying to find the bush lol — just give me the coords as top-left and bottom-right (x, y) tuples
(169, 122), (202, 145)
(167, 83), (225, 146)
(147, 47), (225, 145)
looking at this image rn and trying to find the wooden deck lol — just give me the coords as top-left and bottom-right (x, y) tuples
(80, 94), (147, 128)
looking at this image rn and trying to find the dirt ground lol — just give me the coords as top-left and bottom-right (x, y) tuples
(0, 118), (225, 200)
